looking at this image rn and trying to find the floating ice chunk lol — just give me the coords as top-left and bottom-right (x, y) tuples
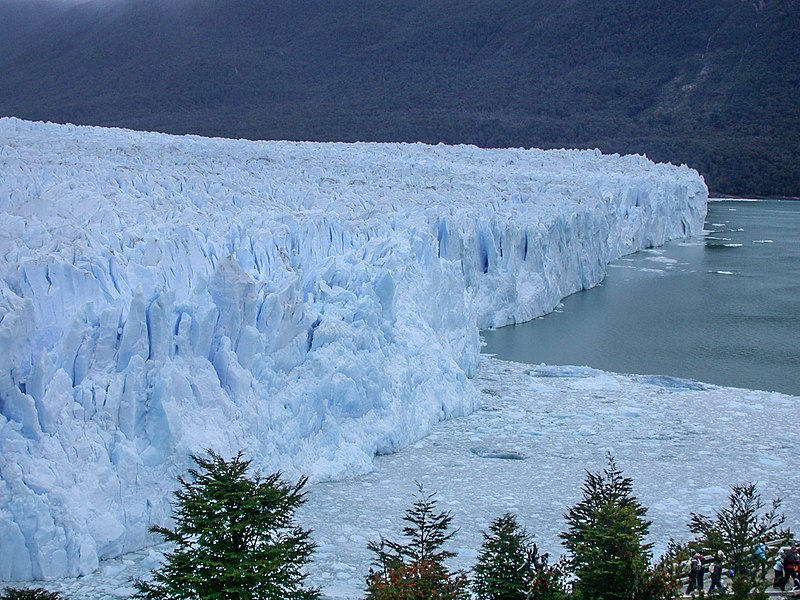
(632, 374), (706, 391)
(527, 365), (601, 378)
(619, 408), (641, 418)
(470, 447), (527, 460)
(645, 255), (678, 264)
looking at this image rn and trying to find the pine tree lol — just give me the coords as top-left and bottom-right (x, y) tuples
(637, 539), (685, 600)
(560, 454), (653, 600)
(526, 553), (570, 600)
(134, 450), (320, 600)
(472, 513), (532, 599)
(688, 483), (789, 600)
(365, 483), (469, 599)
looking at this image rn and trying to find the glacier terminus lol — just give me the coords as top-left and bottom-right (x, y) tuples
(0, 118), (707, 580)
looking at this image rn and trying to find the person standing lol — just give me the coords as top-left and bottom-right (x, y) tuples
(708, 551), (725, 593)
(785, 542), (799, 589)
(753, 542), (767, 578)
(774, 552), (786, 591)
(687, 553), (705, 594)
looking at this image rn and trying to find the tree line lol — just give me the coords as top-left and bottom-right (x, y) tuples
(2, 451), (791, 600)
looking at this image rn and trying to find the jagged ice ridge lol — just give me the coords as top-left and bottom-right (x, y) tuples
(0, 118), (707, 580)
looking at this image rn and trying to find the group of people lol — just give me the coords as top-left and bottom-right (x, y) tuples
(774, 541), (800, 592)
(686, 550), (727, 595)
(685, 540), (800, 596)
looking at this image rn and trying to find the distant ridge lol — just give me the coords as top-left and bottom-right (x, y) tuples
(1, 0), (797, 197)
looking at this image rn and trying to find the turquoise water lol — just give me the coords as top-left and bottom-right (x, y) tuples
(481, 200), (800, 396)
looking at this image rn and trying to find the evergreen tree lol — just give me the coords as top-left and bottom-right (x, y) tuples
(526, 551), (570, 600)
(134, 450), (319, 600)
(560, 455), (653, 600)
(365, 483), (469, 599)
(472, 513), (568, 600)
(688, 482), (789, 600)
(472, 513), (531, 600)
(637, 540), (685, 600)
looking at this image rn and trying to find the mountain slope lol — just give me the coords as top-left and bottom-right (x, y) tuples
(0, 0), (797, 196)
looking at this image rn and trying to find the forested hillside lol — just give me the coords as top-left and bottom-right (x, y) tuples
(1, 0), (798, 197)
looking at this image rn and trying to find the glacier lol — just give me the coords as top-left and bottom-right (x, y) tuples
(0, 117), (707, 580)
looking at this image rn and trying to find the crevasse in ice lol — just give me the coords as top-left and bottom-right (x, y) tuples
(0, 118), (707, 580)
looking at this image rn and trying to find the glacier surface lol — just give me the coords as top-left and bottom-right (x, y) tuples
(0, 117), (707, 580)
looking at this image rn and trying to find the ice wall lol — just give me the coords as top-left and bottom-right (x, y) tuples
(0, 118), (707, 580)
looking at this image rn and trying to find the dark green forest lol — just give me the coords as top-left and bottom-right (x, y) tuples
(1, 0), (798, 197)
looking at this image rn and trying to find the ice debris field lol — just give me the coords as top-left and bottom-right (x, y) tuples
(2, 117), (713, 582)
(18, 359), (800, 599)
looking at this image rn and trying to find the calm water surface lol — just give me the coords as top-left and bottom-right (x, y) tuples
(481, 200), (800, 396)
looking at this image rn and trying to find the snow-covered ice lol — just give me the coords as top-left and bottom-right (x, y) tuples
(306, 359), (800, 597)
(14, 358), (800, 599)
(0, 118), (707, 580)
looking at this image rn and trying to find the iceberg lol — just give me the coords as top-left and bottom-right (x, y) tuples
(0, 117), (707, 580)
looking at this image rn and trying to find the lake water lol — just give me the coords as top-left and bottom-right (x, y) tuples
(481, 200), (800, 396)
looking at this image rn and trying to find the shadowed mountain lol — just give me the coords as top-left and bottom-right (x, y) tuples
(1, 0), (798, 197)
